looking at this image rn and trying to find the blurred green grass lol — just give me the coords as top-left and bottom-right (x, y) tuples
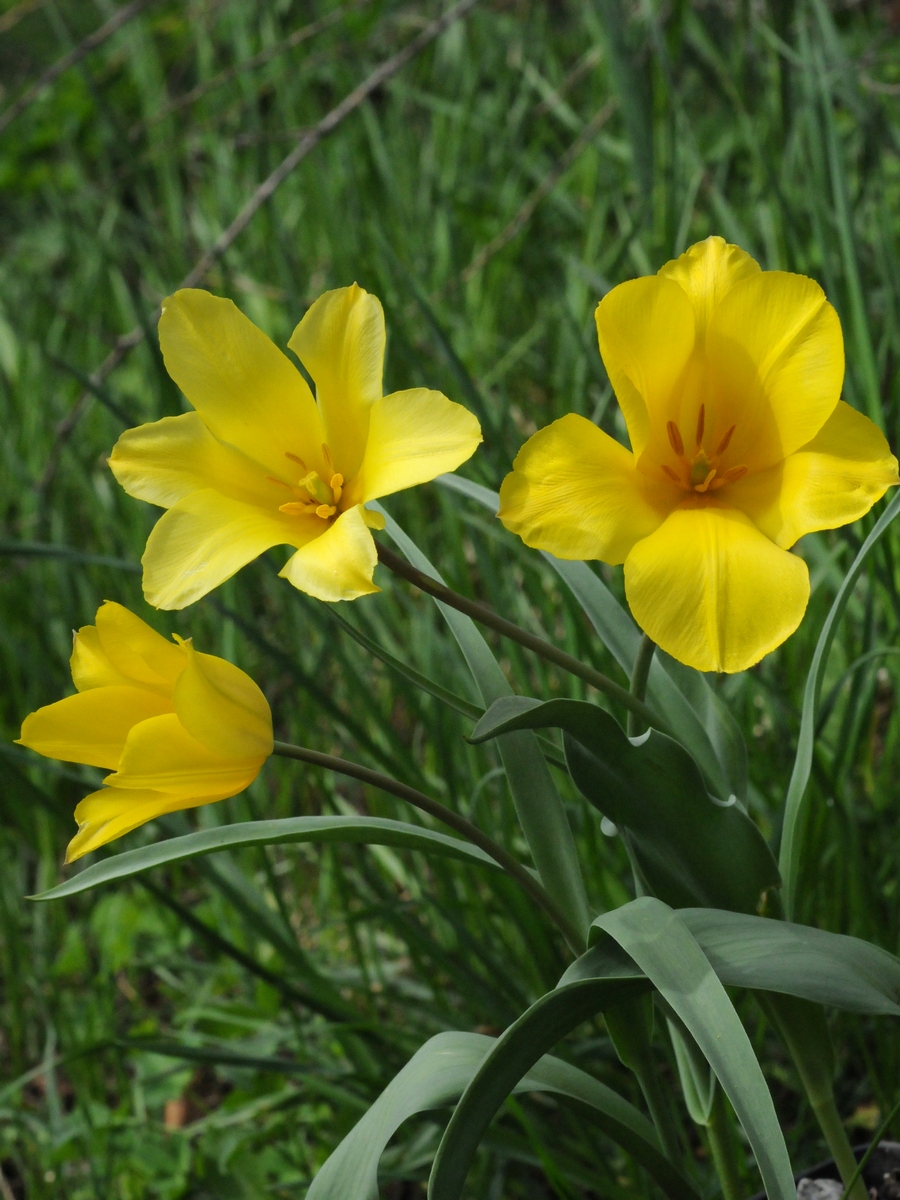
(2, 0), (900, 1194)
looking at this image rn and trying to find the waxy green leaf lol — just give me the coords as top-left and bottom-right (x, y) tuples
(471, 695), (779, 913)
(32, 816), (501, 902)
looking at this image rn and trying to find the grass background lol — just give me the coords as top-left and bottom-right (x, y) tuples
(2, 0), (900, 1195)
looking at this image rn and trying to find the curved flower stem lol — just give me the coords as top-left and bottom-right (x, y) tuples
(376, 543), (666, 734)
(627, 634), (657, 738)
(272, 740), (582, 952)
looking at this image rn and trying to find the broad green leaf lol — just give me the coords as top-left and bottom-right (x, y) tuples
(32, 816), (502, 902)
(309, 1027), (687, 1200)
(436, 472), (747, 802)
(471, 696), (778, 913)
(780, 490), (900, 918)
(680, 909), (900, 1017)
(595, 898), (796, 1200)
(562, 908), (900, 1018)
(374, 502), (590, 946)
(428, 978), (697, 1200)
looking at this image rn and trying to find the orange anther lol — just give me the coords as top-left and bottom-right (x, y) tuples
(662, 464), (682, 485)
(715, 425), (736, 456)
(695, 404), (705, 447)
(266, 476), (293, 491)
(667, 421), (685, 457)
(720, 465), (747, 484)
(285, 452), (306, 467)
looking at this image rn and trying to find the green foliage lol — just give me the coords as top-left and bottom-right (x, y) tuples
(2, 0), (900, 1195)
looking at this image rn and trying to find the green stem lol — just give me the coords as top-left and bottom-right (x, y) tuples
(605, 1000), (683, 1165)
(840, 1093), (900, 1200)
(271, 740), (582, 952)
(706, 1087), (743, 1200)
(762, 995), (868, 1200)
(376, 542), (667, 734)
(627, 633), (657, 737)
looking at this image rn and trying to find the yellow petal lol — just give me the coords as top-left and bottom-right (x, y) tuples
(66, 786), (223, 862)
(288, 285), (384, 482)
(106, 712), (264, 797)
(173, 642), (273, 759)
(70, 625), (133, 692)
(141, 488), (318, 610)
(706, 270), (844, 471)
(658, 236), (761, 343)
(498, 413), (674, 564)
(357, 388), (482, 503)
(280, 504), (379, 601)
(95, 600), (186, 689)
(729, 401), (900, 548)
(158, 289), (325, 478)
(623, 504), (810, 673)
(17, 687), (174, 770)
(109, 413), (286, 510)
(595, 276), (696, 459)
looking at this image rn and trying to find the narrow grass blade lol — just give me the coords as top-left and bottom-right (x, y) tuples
(779, 491), (900, 918)
(374, 502), (591, 946)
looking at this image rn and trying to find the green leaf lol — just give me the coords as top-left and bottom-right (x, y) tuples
(428, 979), (698, 1200)
(309, 1027), (687, 1200)
(563, 908), (900, 1018)
(471, 696), (778, 913)
(680, 909), (900, 1017)
(437, 472), (747, 803)
(780, 490), (900, 917)
(31, 816), (502, 902)
(374, 502), (591, 946)
(594, 899), (796, 1200)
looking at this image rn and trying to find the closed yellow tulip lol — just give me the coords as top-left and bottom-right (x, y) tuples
(499, 237), (899, 673)
(109, 285), (482, 608)
(17, 602), (273, 861)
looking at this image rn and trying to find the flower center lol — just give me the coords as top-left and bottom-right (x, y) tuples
(661, 405), (747, 494)
(269, 445), (344, 521)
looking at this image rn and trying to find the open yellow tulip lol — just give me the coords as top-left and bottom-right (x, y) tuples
(17, 602), (273, 862)
(109, 285), (482, 608)
(499, 237), (899, 673)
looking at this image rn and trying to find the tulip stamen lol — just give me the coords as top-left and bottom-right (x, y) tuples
(662, 464), (681, 484)
(267, 476), (295, 491)
(667, 421), (685, 457)
(695, 404), (705, 447)
(715, 425), (736, 456)
(285, 452), (307, 468)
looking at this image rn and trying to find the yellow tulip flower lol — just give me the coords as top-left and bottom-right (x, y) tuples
(499, 237), (899, 672)
(109, 285), (482, 608)
(17, 602), (273, 862)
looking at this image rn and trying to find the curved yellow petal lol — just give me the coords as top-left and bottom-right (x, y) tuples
(158, 289), (325, 478)
(280, 504), (379, 601)
(595, 276), (696, 458)
(658, 236), (760, 343)
(106, 712), (264, 797)
(706, 271), (844, 471)
(109, 413), (286, 510)
(141, 489), (318, 610)
(357, 388), (482, 503)
(288, 285), (384, 482)
(66, 786), (224, 862)
(729, 401), (899, 548)
(95, 600), (186, 689)
(623, 504), (810, 673)
(173, 643), (273, 759)
(498, 413), (674, 564)
(17, 687), (174, 770)
(70, 625), (133, 692)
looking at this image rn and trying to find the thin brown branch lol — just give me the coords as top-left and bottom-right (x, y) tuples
(0, 0), (161, 137)
(35, 0), (483, 497)
(0, 0), (44, 37)
(128, 1), (366, 141)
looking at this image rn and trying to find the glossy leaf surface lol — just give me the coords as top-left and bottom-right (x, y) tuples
(471, 695), (778, 912)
